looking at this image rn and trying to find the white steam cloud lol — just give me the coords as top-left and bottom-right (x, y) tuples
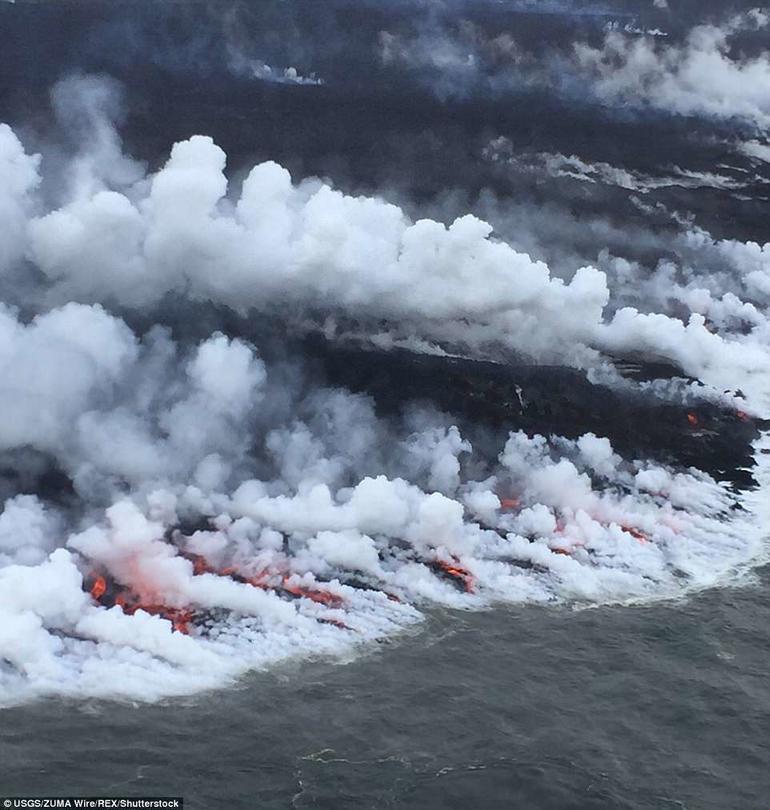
(576, 9), (770, 128)
(0, 76), (768, 705)
(483, 136), (755, 194)
(2, 82), (769, 408)
(379, 9), (770, 131)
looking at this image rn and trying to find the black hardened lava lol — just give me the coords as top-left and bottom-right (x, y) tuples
(306, 341), (761, 489)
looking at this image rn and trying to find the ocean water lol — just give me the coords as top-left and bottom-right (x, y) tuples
(4, 569), (769, 809)
(2, 1), (770, 805)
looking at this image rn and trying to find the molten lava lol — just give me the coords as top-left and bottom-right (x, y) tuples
(500, 497), (520, 510)
(687, 412), (700, 427)
(318, 616), (352, 630)
(433, 558), (475, 593)
(113, 591), (195, 634)
(83, 544), (351, 638)
(189, 553), (215, 576)
(282, 581), (345, 607)
(183, 550), (346, 610)
(620, 525), (649, 544)
(85, 571), (195, 635)
(88, 573), (107, 601)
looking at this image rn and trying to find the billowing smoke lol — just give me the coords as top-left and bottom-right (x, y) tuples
(575, 9), (770, 127)
(0, 73), (768, 706)
(483, 136), (756, 195)
(5, 78), (770, 406)
(378, 8), (770, 132)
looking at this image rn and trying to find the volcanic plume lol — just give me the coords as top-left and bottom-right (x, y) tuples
(0, 47), (768, 705)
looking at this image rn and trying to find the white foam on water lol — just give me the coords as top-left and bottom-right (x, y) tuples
(1, 425), (766, 706)
(1, 74), (769, 706)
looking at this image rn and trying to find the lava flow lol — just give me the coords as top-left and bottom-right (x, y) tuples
(181, 550), (345, 608)
(620, 525), (649, 544)
(85, 571), (195, 634)
(431, 558), (475, 593)
(89, 573), (107, 601)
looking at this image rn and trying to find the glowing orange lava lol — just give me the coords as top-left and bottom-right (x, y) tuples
(189, 553), (215, 576)
(86, 572), (194, 635)
(125, 602), (195, 635)
(185, 551), (347, 609)
(435, 558), (475, 593)
(282, 581), (345, 607)
(88, 573), (107, 601)
(318, 616), (351, 630)
(85, 546), (351, 637)
(620, 525), (649, 544)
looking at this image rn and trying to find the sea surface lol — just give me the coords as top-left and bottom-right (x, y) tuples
(3, 570), (769, 809)
(2, 2), (770, 807)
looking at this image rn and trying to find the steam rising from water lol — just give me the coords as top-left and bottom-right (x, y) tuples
(0, 74), (768, 705)
(379, 7), (770, 128)
(4, 86), (770, 403)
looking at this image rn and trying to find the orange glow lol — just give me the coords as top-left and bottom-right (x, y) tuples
(87, 573), (194, 635)
(621, 525), (648, 544)
(189, 554), (215, 576)
(435, 558), (475, 593)
(687, 412), (699, 427)
(86, 548), (351, 636)
(318, 616), (351, 630)
(500, 497), (520, 510)
(245, 571), (274, 589)
(121, 600), (195, 635)
(88, 574), (107, 601)
(736, 410), (750, 422)
(282, 580), (344, 607)
(189, 551), (345, 608)
(117, 598), (194, 635)
(115, 592), (132, 610)
(190, 550), (345, 608)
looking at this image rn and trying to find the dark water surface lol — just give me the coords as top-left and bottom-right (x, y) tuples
(1, 4), (769, 807)
(3, 569), (769, 809)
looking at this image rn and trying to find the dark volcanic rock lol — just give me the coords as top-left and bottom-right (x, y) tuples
(308, 342), (760, 488)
